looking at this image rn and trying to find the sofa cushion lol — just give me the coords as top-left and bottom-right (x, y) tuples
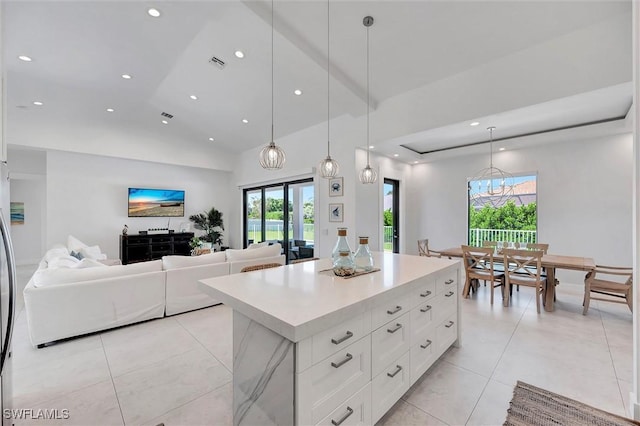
(43, 246), (70, 263)
(162, 252), (226, 270)
(225, 243), (281, 262)
(47, 255), (80, 269)
(248, 241), (269, 249)
(32, 259), (162, 288)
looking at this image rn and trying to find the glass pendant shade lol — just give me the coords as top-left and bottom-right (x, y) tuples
(259, 141), (286, 170)
(319, 154), (339, 178)
(359, 164), (377, 184)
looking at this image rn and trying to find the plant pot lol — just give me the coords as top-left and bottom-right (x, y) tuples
(200, 242), (213, 250)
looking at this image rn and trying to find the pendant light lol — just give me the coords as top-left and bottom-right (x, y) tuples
(359, 16), (377, 184)
(469, 126), (514, 208)
(259, 0), (286, 170)
(318, 0), (339, 178)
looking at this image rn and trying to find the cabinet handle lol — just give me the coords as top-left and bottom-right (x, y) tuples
(331, 331), (354, 345)
(331, 353), (353, 369)
(331, 407), (354, 426)
(445, 291), (454, 297)
(387, 364), (403, 378)
(387, 305), (402, 315)
(420, 305), (432, 313)
(445, 321), (454, 328)
(387, 323), (403, 334)
(420, 340), (432, 349)
(420, 290), (432, 298)
(445, 279), (454, 285)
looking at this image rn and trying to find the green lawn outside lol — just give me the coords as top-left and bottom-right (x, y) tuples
(248, 229), (315, 244)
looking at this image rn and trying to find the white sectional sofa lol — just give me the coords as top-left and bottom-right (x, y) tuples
(24, 241), (285, 347)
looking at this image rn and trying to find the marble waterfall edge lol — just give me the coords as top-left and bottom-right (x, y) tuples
(233, 311), (294, 426)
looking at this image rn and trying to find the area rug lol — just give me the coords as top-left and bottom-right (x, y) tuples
(504, 381), (640, 426)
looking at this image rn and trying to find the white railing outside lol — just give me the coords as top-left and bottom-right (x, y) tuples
(246, 219), (315, 245)
(468, 228), (537, 247)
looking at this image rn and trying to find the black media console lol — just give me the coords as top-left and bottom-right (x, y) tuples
(119, 232), (194, 264)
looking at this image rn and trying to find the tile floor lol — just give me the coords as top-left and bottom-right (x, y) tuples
(10, 265), (633, 425)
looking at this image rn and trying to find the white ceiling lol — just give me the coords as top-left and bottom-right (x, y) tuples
(3, 0), (633, 162)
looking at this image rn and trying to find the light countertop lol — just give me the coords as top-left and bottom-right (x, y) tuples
(198, 252), (459, 342)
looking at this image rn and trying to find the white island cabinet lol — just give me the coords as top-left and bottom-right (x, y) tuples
(199, 252), (461, 426)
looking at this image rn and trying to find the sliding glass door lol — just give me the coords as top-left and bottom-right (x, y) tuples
(243, 178), (314, 263)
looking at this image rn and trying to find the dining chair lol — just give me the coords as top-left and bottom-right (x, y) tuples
(418, 239), (442, 258)
(461, 245), (504, 305)
(240, 263), (283, 273)
(502, 248), (546, 313)
(583, 265), (632, 315)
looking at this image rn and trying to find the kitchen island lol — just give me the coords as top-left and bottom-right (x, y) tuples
(199, 252), (461, 425)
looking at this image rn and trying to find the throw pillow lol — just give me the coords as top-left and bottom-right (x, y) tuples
(47, 255), (80, 269)
(43, 246), (70, 263)
(248, 241), (269, 249)
(70, 251), (85, 260)
(67, 235), (89, 253)
(74, 259), (108, 269)
(79, 245), (107, 260)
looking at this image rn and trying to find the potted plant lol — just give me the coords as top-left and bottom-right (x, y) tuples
(189, 207), (224, 250)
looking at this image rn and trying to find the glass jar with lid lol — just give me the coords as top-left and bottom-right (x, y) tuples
(333, 251), (356, 277)
(332, 228), (352, 262)
(354, 236), (374, 272)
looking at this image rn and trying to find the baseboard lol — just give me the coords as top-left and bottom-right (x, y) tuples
(630, 392), (640, 419)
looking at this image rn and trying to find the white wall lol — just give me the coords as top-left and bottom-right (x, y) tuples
(45, 150), (233, 259)
(407, 131), (633, 283)
(9, 178), (45, 265)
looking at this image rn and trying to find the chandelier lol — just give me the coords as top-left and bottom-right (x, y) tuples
(259, 0), (286, 170)
(318, 0), (339, 178)
(359, 16), (377, 184)
(469, 127), (514, 208)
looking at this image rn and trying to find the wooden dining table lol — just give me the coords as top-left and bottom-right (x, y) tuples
(437, 247), (596, 312)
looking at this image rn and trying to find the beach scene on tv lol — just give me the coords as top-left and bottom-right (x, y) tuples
(128, 188), (185, 217)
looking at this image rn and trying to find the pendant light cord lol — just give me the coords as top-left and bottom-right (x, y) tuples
(327, 0), (330, 157)
(366, 22), (370, 166)
(488, 127), (494, 169)
(271, 0), (274, 143)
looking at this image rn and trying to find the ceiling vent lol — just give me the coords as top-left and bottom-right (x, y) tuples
(209, 56), (226, 70)
(161, 112), (173, 119)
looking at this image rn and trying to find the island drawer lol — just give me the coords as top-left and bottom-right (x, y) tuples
(410, 277), (436, 309)
(371, 312), (411, 377)
(436, 313), (458, 355)
(436, 287), (457, 322)
(371, 351), (411, 423)
(410, 328), (437, 383)
(310, 312), (369, 365)
(315, 383), (371, 426)
(297, 335), (371, 425)
(436, 269), (458, 295)
(371, 292), (412, 330)
(411, 300), (435, 346)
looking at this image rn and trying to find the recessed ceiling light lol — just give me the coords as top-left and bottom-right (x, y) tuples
(106, 108), (114, 112)
(242, 119), (249, 124)
(208, 137), (214, 142)
(413, 161), (419, 164)
(121, 74), (132, 79)
(499, 147), (506, 151)
(161, 120), (168, 125)
(18, 55), (32, 62)
(234, 50), (245, 59)
(470, 121), (480, 126)
(189, 95), (198, 100)
(369, 145), (374, 149)
(147, 8), (161, 17)
(33, 101), (43, 106)
(293, 89), (303, 96)
(393, 154), (399, 157)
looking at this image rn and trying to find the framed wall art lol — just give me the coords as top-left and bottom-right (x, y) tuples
(329, 177), (343, 197)
(329, 203), (343, 222)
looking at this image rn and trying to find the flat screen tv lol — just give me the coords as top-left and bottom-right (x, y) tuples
(128, 188), (185, 217)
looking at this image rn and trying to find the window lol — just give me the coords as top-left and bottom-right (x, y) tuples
(467, 174), (537, 246)
(243, 178), (314, 263)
